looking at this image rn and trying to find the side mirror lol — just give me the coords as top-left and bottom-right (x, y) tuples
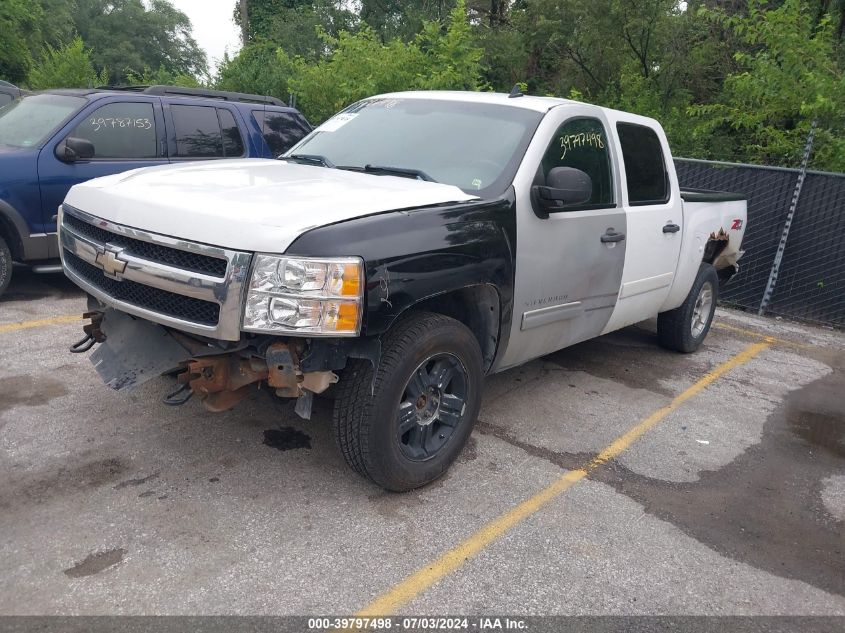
(532, 167), (593, 217)
(55, 136), (95, 163)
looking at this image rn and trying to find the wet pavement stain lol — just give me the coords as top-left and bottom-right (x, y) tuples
(541, 326), (683, 398)
(0, 375), (68, 416)
(63, 548), (126, 578)
(114, 472), (160, 490)
(263, 427), (311, 451)
(475, 351), (845, 597)
(1, 457), (128, 510)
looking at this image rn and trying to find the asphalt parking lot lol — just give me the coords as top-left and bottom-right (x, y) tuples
(1, 268), (843, 616)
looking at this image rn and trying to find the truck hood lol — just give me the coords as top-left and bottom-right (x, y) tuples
(63, 158), (478, 253)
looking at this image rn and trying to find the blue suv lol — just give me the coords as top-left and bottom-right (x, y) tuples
(0, 85), (312, 296)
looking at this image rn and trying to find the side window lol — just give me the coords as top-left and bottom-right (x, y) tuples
(541, 118), (613, 208)
(172, 105), (223, 158)
(252, 110), (311, 156)
(70, 102), (157, 159)
(616, 122), (669, 205)
(218, 109), (245, 157)
(0, 94), (12, 107)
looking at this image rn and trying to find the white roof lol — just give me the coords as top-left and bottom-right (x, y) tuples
(369, 90), (662, 129)
(371, 90), (574, 113)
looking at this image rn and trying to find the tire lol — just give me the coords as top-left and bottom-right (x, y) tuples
(0, 234), (12, 298)
(332, 311), (483, 491)
(657, 263), (719, 353)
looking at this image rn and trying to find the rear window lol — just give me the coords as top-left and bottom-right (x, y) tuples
(616, 122), (669, 205)
(219, 109), (244, 157)
(172, 105), (245, 158)
(252, 110), (310, 156)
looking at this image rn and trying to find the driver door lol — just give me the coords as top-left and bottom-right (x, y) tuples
(499, 106), (626, 369)
(38, 98), (168, 235)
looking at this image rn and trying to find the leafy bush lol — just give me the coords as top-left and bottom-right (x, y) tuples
(27, 37), (109, 90)
(125, 65), (201, 88)
(216, 42), (292, 101)
(689, 0), (845, 171)
(288, 0), (484, 123)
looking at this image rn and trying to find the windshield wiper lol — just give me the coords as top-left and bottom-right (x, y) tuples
(285, 153), (336, 168)
(339, 164), (437, 183)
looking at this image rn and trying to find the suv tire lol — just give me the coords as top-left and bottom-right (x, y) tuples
(333, 311), (483, 491)
(0, 234), (12, 298)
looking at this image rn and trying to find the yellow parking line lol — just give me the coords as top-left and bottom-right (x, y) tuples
(713, 322), (807, 348)
(0, 314), (81, 334)
(357, 340), (771, 616)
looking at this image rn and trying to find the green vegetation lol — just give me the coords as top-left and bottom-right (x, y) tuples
(1, 0), (844, 170)
(1, 0), (206, 87)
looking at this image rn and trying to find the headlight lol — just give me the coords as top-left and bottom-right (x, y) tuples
(242, 255), (364, 336)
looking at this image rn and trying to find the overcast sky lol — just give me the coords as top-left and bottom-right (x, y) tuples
(170, 0), (242, 74)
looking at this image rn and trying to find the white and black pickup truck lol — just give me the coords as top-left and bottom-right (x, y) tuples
(58, 91), (747, 491)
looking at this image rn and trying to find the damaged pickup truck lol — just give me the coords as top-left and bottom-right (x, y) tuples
(58, 91), (747, 491)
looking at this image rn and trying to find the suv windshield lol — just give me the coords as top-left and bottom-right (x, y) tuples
(286, 98), (543, 196)
(0, 93), (85, 148)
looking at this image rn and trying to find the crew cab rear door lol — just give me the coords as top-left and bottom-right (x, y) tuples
(600, 118), (683, 333)
(499, 104), (627, 369)
(163, 102), (249, 161)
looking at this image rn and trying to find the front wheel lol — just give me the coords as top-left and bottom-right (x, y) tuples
(332, 312), (483, 491)
(657, 263), (719, 353)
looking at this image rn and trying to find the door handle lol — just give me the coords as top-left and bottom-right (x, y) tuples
(663, 223), (681, 234)
(601, 230), (626, 243)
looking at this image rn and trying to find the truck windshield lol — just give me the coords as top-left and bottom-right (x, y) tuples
(0, 93), (85, 148)
(286, 98), (543, 197)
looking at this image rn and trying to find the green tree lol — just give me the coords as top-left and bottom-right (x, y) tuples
(0, 0), (43, 83)
(27, 37), (108, 90)
(258, 0), (358, 60)
(216, 41), (293, 99)
(691, 0), (845, 170)
(74, 0), (207, 83)
(234, 0), (317, 42)
(288, 0), (484, 123)
(125, 65), (202, 88)
(36, 0), (79, 53)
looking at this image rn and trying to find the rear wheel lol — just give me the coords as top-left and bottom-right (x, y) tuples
(657, 263), (718, 353)
(332, 312), (483, 491)
(0, 235), (12, 298)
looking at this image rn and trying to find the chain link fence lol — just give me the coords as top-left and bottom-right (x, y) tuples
(675, 158), (845, 329)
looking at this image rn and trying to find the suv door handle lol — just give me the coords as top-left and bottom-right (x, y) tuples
(663, 223), (681, 234)
(601, 230), (626, 243)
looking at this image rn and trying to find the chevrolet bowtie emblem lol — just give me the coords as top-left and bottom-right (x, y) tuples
(95, 247), (128, 278)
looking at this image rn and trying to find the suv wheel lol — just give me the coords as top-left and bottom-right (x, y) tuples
(0, 234), (12, 298)
(332, 312), (483, 491)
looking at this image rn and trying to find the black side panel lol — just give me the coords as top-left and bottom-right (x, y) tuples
(285, 191), (517, 364)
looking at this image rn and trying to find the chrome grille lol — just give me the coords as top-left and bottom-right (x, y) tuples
(59, 204), (252, 341)
(63, 213), (228, 277)
(64, 251), (221, 326)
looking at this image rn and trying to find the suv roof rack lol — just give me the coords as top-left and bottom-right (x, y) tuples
(96, 84), (287, 107)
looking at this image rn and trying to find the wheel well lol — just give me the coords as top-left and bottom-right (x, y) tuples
(702, 229), (729, 266)
(0, 213), (23, 260)
(405, 285), (500, 373)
